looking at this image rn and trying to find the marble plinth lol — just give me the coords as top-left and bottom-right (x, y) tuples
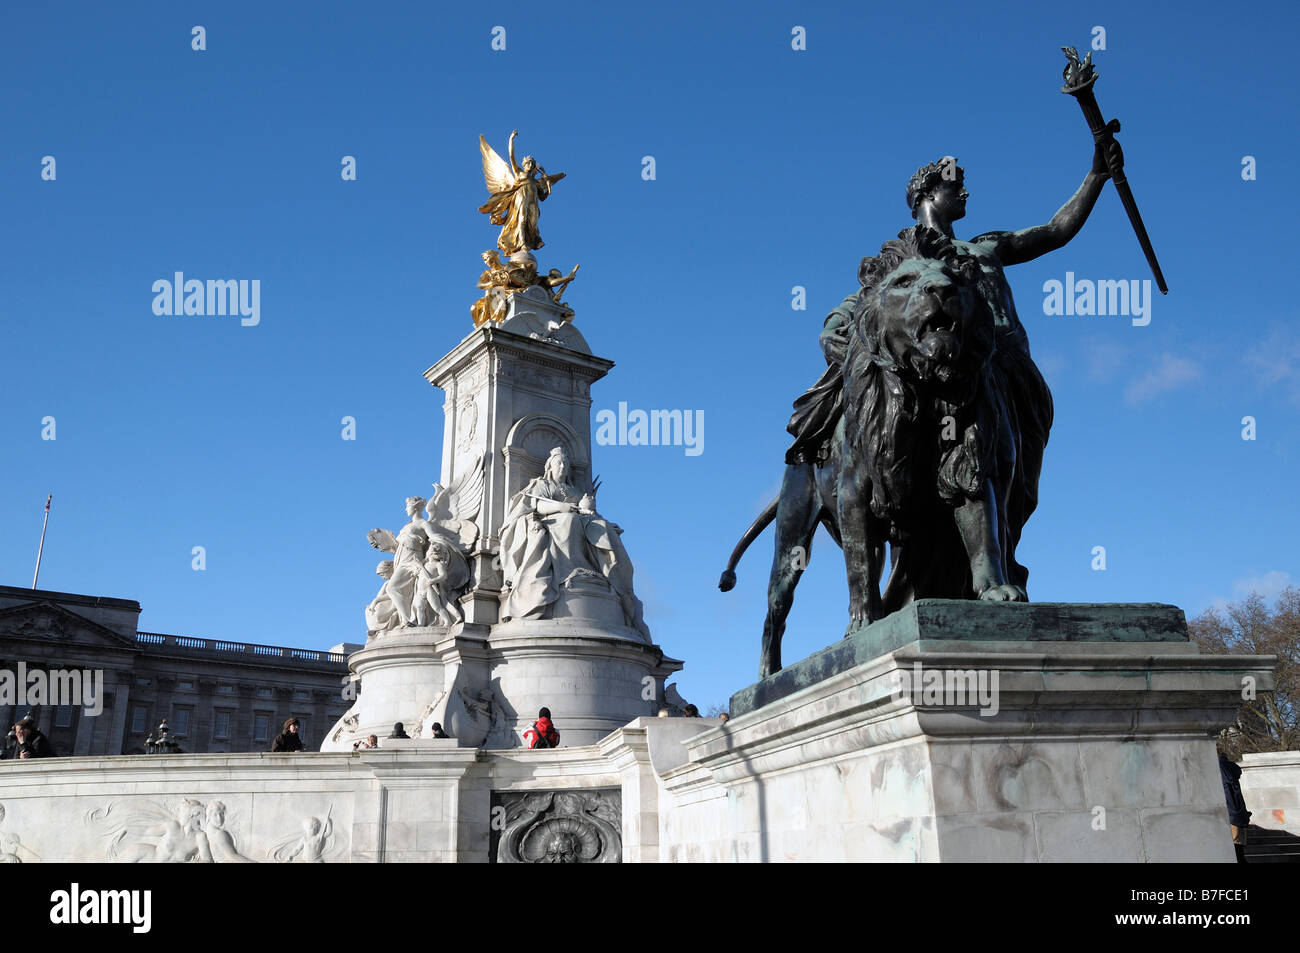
(662, 602), (1276, 862)
(323, 620), (683, 751)
(488, 619), (680, 745)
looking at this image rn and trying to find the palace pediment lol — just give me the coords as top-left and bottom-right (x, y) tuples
(0, 600), (138, 652)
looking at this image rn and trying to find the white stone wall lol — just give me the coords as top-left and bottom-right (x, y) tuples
(0, 753), (362, 863)
(0, 641), (1272, 863)
(1239, 750), (1300, 838)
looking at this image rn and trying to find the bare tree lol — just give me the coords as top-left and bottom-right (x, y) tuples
(1189, 586), (1299, 760)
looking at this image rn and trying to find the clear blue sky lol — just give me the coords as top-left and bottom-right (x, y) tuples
(2, 1), (1296, 710)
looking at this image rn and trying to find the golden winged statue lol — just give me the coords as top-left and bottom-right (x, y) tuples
(477, 130), (566, 255)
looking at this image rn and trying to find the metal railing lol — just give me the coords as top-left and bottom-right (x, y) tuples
(134, 632), (346, 665)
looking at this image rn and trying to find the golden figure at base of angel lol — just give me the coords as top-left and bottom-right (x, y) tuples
(470, 250), (581, 327)
(542, 264), (580, 308)
(470, 250), (520, 328)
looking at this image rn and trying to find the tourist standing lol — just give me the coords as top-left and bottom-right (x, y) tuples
(271, 717), (305, 752)
(1218, 752), (1251, 863)
(11, 718), (52, 759)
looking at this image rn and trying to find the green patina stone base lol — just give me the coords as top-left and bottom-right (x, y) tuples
(729, 600), (1189, 717)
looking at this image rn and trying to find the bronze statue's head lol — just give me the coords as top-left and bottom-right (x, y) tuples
(907, 157), (967, 220)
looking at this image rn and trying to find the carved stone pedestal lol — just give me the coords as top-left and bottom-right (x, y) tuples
(489, 620), (682, 746)
(655, 601), (1277, 862)
(322, 628), (451, 749)
(424, 304), (615, 617)
(325, 619), (682, 750)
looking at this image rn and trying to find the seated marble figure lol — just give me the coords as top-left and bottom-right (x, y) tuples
(499, 446), (649, 640)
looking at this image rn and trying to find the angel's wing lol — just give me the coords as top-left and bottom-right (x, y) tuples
(428, 455), (486, 551)
(85, 800), (179, 859)
(480, 136), (515, 195)
(84, 800), (173, 833)
(367, 528), (398, 553)
(429, 453), (486, 524)
(270, 834), (303, 864)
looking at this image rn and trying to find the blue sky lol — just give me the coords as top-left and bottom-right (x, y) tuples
(1, 1), (1296, 710)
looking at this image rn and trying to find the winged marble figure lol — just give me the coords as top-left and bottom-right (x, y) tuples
(365, 454), (486, 632)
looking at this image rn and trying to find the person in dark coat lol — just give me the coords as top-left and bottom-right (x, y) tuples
(523, 707), (560, 749)
(389, 722), (410, 739)
(271, 717), (305, 752)
(1, 727), (16, 760)
(430, 722), (450, 739)
(1219, 753), (1252, 863)
(11, 719), (53, 759)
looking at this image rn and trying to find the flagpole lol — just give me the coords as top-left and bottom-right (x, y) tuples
(32, 494), (51, 589)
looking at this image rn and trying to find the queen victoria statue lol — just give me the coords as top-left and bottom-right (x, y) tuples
(499, 447), (650, 641)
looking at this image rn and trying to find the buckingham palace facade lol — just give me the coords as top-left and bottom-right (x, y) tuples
(0, 585), (356, 756)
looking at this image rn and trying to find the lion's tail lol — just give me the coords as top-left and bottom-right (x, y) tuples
(718, 497), (779, 591)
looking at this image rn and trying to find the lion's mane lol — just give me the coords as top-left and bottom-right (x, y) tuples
(842, 225), (1002, 531)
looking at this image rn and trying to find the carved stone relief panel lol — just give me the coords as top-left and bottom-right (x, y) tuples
(490, 790), (621, 863)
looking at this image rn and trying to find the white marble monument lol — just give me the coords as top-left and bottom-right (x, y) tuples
(324, 242), (681, 751)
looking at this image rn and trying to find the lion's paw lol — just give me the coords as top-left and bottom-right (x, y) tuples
(978, 584), (1027, 603)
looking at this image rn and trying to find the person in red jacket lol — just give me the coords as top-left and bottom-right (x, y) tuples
(524, 707), (560, 749)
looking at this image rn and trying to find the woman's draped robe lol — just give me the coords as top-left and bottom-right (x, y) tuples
(499, 477), (650, 640)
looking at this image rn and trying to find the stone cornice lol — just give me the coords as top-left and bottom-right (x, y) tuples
(425, 327), (613, 390)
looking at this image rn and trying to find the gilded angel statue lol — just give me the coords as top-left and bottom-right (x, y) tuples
(365, 454), (486, 632)
(478, 130), (566, 255)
